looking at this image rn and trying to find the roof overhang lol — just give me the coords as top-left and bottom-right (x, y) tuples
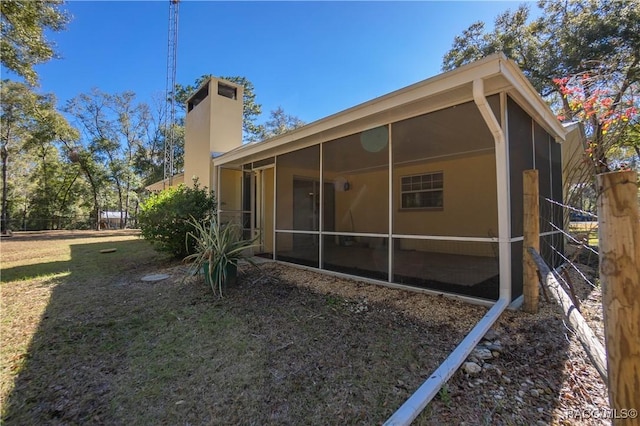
(214, 53), (567, 168)
(144, 172), (185, 192)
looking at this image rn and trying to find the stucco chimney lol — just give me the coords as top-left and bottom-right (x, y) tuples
(184, 77), (244, 188)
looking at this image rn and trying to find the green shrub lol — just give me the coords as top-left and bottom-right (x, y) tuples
(139, 183), (216, 258)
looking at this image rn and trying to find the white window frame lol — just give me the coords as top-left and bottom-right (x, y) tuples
(400, 171), (444, 210)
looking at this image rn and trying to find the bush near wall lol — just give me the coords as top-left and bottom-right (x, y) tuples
(139, 183), (216, 258)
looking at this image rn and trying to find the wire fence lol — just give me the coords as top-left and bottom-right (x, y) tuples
(1, 216), (140, 232)
(2, 217), (93, 232)
(528, 169), (639, 410)
(538, 196), (600, 307)
(522, 187), (609, 385)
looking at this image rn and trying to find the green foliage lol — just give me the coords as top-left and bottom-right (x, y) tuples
(1, 80), (79, 231)
(0, 0), (70, 85)
(438, 384), (452, 407)
(441, 0), (640, 173)
(183, 215), (258, 297)
(138, 183), (216, 258)
(261, 106), (306, 139)
(442, 0), (639, 96)
(64, 89), (165, 229)
(325, 295), (342, 307)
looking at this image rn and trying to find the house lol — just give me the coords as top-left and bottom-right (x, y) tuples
(145, 173), (185, 192)
(99, 211), (126, 229)
(180, 53), (567, 304)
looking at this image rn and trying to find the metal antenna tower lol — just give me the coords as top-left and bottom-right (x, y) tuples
(163, 0), (179, 188)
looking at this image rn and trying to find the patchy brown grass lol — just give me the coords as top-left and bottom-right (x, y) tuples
(1, 231), (609, 425)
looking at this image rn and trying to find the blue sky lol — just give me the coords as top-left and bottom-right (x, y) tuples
(23, 1), (537, 125)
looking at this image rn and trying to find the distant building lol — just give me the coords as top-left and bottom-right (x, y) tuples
(99, 211), (126, 229)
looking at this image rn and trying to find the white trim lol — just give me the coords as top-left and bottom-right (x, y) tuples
(277, 231), (499, 243)
(260, 169), (266, 250)
(215, 56), (503, 166)
(250, 171), (256, 240)
(273, 157), (277, 258)
(498, 60), (567, 141)
(473, 79), (511, 302)
(275, 229), (320, 235)
(319, 143), (324, 269)
(388, 124), (394, 283)
(323, 231), (389, 238)
(222, 94), (505, 169)
(214, 54), (566, 168)
(385, 298), (509, 425)
(392, 234), (498, 243)
(216, 166), (221, 213)
(217, 209), (246, 214)
(508, 294), (524, 310)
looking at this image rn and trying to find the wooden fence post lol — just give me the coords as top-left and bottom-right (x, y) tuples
(523, 169), (540, 313)
(597, 170), (640, 425)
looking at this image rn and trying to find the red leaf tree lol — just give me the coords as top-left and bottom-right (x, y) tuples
(553, 68), (639, 174)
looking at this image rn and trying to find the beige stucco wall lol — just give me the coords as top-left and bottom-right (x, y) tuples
(393, 153), (498, 238)
(144, 173), (184, 192)
(274, 152), (497, 256)
(184, 92), (212, 188)
(218, 167), (275, 255)
(219, 168), (243, 211)
(394, 153), (498, 257)
(332, 168), (388, 234)
(275, 166), (319, 231)
(274, 163), (319, 252)
(329, 153), (498, 238)
(211, 91), (243, 154)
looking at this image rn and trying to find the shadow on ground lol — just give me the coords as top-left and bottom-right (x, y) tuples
(1, 233), (604, 425)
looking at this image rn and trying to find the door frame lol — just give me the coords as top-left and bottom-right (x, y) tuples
(251, 165), (274, 257)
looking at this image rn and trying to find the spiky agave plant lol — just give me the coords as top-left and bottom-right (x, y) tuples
(183, 215), (258, 297)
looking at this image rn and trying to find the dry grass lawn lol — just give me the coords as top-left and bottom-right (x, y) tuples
(1, 230), (608, 425)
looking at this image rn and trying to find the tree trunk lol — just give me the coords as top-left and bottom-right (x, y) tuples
(115, 180), (123, 229)
(1, 144), (9, 233)
(81, 164), (100, 231)
(124, 181), (130, 228)
(39, 149), (51, 230)
(90, 179), (100, 230)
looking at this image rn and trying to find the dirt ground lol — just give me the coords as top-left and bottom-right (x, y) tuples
(258, 262), (611, 425)
(1, 231), (611, 425)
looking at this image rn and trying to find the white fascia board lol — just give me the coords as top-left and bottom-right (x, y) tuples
(498, 59), (567, 142)
(214, 53), (566, 166)
(215, 55), (507, 166)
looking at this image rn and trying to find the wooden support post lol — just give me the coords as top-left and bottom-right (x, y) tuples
(523, 169), (540, 313)
(597, 170), (640, 425)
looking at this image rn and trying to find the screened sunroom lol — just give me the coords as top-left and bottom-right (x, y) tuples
(211, 54), (566, 304)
